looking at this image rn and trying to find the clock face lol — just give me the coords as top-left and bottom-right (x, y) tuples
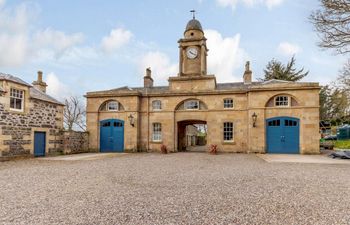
(186, 47), (198, 59)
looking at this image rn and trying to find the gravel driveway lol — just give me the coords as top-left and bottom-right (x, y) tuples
(0, 153), (349, 225)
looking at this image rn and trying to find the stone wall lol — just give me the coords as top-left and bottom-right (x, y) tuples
(87, 85), (320, 154)
(0, 99), (64, 157)
(62, 131), (90, 154)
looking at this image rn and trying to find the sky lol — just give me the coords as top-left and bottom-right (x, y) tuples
(0, 0), (347, 100)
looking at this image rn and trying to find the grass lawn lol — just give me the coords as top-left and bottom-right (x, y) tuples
(335, 139), (350, 149)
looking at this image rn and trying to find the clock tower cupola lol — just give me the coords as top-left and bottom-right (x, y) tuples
(178, 12), (208, 76)
(168, 11), (216, 92)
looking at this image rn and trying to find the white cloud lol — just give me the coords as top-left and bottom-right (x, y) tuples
(101, 28), (133, 54)
(33, 28), (84, 54)
(277, 42), (302, 56)
(0, 1), (86, 67)
(216, 0), (284, 10)
(138, 51), (177, 85)
(46, 72), (73, 100)
(0, 2), (33, 67)
(0, 33), (28, 67)
(265, 0), (284, 9)
(205, 29), (248, 82)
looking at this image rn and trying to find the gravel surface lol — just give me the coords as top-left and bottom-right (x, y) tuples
(0, 153), (349, 225)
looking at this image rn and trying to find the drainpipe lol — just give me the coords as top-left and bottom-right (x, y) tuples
(146, 88), (150, 151)
(173, 110), (176, 152)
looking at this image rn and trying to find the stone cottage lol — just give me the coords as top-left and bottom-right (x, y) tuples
(0, 71), (64, 157)
(86, 17), (320, 154)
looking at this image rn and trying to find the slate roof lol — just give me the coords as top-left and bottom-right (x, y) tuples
(30, 87), (64, 105)
(86, 79), (319, 97)
(0, 73), (31, 86)
(0, 72), (64, 105)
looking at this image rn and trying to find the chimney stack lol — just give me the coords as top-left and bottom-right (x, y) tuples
(144, 67), (154, 88)
(243, 61), (252, 84)
(32, 71), (48, 93)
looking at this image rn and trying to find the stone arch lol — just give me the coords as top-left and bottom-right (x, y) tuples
(99, 99), (125, 112)
(265, 93), (299, 107)
(174, 98), (208, 111)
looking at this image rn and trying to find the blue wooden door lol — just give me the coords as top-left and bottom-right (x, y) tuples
(266, 117), (300, 154)
(100, 119), (124, 152)
(34, 132), (46, 157)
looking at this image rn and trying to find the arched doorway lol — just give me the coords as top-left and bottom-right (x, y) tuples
(266, 117), (300, 154)
(100, 119), (124, 152)
(177, 120), (207, 152)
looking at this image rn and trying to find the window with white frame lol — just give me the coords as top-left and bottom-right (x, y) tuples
(107, 101), (119, 111)
(223, 122), (234, 141)
(223, 98), (234, 108)
(10, 88), (24, 111)
(152, 100), (162, 110)
(275, 96), (289, 107)
(152, 123), (162, 141)
(184, 100), (199, 110)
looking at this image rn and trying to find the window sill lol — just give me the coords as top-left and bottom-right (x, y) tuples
(150, 141), (163, 144)
(9, 108), (25, 114)
(222, 141), (235, 145)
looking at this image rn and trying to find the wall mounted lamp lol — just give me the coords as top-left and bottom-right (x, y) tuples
(252, 112), (258, 128)
(128, 114), (135, 127)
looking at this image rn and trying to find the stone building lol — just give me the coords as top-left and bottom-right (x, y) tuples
(0, 71), (64, 157)
(86, 17), (320, 154)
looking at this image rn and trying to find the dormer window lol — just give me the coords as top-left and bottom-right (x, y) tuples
(10, 88), (24, 111)
(107, 101), (118, 111)
(275, 96), (289, 107)
(185, 100), (199, 110)
(152, 100), (162, 110)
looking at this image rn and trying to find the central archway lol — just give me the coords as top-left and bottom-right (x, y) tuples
(177, 120), (207, 152)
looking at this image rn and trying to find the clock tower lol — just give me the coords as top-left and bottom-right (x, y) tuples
(168, 13), (216, 91)
(178, 15), (208, 76)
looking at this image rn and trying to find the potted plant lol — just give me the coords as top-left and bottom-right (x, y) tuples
(209, 144), (218, 155)
(160, 144), (168, 154)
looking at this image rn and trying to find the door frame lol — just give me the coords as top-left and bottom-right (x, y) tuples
(99, 119), (124, 152)
(34, 131), (46, 157)
(266, 116), (300, 154)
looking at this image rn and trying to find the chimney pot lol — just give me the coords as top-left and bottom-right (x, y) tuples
(37, 71), (43, 82)
(33, 70), (47, 93)
(243, 61), (252, 84)
(144, 67), (154, 88)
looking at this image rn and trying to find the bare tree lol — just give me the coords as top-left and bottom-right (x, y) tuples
(310, 0), (350, 54)
(338, 59), (350, 91)
(64, 96), (86, 131)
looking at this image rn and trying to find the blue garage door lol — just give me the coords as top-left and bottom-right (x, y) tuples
(266, 117), (300, 154)
(34, 132), (46, 157)
(100, 119), (124, 152)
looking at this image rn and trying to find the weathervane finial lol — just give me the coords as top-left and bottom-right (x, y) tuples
(190, 9), (196, 19)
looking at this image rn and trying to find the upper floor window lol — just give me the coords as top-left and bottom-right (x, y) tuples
(223, 98), (234, 108)
(223, 122), (234, 141)
(152, 123), (162, 141)
(184, 100), (199, 110)
(10, 88), (24, 111)
(107, 101), (118, 111)
(275, 96), (289, 107)
(152, 100), (162, 110)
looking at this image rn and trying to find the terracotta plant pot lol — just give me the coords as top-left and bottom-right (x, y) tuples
(160, 144), (168, 154)
(209, 144), (218, 154)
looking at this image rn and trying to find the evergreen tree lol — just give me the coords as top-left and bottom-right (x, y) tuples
(261, 56), (309, 81)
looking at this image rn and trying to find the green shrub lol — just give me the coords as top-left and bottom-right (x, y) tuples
(335, 140), (350, 149)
